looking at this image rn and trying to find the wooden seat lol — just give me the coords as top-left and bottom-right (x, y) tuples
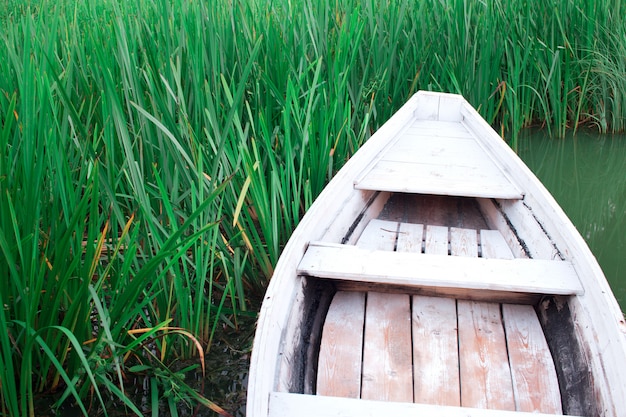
(313, 219), (564, 414)
(298, 221), (583, 303)
(268, 392), (573, 417)
(298, 243), (582, 300)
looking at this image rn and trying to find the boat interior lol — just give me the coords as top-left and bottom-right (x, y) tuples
(281, 192), (597, 416)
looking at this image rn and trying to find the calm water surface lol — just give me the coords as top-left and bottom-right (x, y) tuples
(518, 129), (626, 311)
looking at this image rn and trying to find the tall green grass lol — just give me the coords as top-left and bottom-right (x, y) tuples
(1, 0), (625, 414)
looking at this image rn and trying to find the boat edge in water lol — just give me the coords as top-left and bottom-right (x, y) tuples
(246, 91), (626, 417)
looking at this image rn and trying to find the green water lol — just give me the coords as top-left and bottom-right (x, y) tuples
(518, 130), (626, 311)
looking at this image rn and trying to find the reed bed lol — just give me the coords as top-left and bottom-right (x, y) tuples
(1, 0), (625, 415)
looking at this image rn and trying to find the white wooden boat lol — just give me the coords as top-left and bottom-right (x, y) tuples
(246, 91), (626, 417)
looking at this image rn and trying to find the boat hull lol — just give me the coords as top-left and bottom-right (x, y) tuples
(246, 91), (626, 416)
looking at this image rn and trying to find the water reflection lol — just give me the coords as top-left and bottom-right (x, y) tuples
(518, 129), (626, 310)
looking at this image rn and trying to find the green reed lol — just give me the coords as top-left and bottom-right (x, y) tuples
(1, 0), (626, 414)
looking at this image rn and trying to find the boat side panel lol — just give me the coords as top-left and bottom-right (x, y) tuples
(276, 276), (334, 394)
(320, 191), (390, 245)
(273, 190), (390, 395)
(476, 198), (547, 260)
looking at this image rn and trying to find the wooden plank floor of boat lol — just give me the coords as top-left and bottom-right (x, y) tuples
(316, 198), (564, 414)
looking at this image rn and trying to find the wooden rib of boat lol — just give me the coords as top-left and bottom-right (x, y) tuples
(246, 91), (626, 417)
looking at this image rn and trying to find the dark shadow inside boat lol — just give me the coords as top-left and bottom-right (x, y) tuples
(538, 295), (597, 415)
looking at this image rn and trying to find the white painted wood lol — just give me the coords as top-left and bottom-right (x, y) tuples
(425, 225), (449, 255)
(413, 90), (464, 122)
(356, 219), (398, 250)
(381, 135), (498, 166)
(361, 292), (413, 402)
(275, 276), (307, 392)
(412, 296), (460, 406)
(438, 92), (465, 122)
(317, 291), (366, 398)
(405, 120), (474, 139)
(502, 304), (563, 414)
(297, 243), (583, 296)
(355, 159), (523, 199)
(413, 92), (441, 121)
(268, 392), (574, 417)
(354, 117), (523, 199)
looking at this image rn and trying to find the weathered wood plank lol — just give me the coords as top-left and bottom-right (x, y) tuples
(316, 291), (366, 398)
(268, 392), (574, 417)
(481, 229), (562, 412)
(425, 225), (449, 255)
(498, 200), (561, 260)
(412, 92), (465, 123)
(450, 227), (478, 257)
(298, 242), (583, 296)
(502, 304), (563, 413)
(399, 223), (459, 405)
(280, 279), (335, 395)
(354, 121), (523, 199)
(361, 292), (413, 402)
(396, 223), (424, 253)
(457, 300), (515, 410)
(452, 227), (514, 410)
(438, 93), (466, 122)
(412, 296), (460, 406)
(356, 219), (398, 250)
